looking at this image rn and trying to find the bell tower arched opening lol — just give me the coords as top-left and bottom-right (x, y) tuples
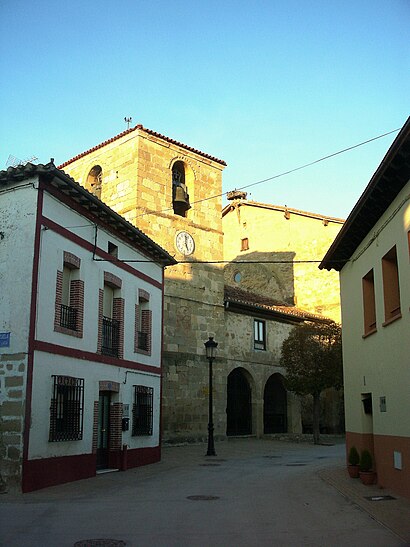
(172, 161), (191, 217)
(86, 165), (103, 199)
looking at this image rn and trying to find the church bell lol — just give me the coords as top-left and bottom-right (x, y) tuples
(173, 184), (191, 214)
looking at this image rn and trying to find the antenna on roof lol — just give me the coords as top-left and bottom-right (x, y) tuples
(5, 154), (38, 168)
(124, 117), (132, 130)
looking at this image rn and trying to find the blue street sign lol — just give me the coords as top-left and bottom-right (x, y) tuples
(0, 332), (11, 348)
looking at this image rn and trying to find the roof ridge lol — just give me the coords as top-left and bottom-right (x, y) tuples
(222, 200), (345, 223)
(224, 284), (331, 322)
(58, 125), (227, 169)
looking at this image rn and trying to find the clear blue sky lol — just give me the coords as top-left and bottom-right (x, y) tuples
(1, 0), (408, 218)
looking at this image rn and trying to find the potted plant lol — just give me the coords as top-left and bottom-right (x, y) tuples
(359, 449), (376, 485)
(347, 446), (360, 478)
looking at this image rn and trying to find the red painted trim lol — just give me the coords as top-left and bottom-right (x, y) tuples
(34, 340), (162, 375)
(41, 216), (163, 290)
(160, 268), (165, 447)
(42, 182), (167, 266)
(23, 188), (44, 464)
(22, 446), (160, 492)
(23, 453), (96, 492)
(125, 445), (161, 469)
(346, 431), (410, 500)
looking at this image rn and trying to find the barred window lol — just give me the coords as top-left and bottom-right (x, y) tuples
(132, 385), (153, 436)
(254, 319), (266, 350)
(49, 375), (84, 442)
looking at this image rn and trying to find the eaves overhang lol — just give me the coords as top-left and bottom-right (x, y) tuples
(320, 117), (410, 272)
(0, 161), (177, 267)
(224, 286), (332, 325)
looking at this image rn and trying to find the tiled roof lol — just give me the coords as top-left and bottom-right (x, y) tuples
(222, 199), (344, 224)
(320, 116), (410, 271)
(58, 124), (227, 168)
(0, 161), (177, 266)
(224, 285), (331, 323)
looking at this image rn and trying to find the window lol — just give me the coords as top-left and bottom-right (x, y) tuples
(172, 161), (191, 217)
(382, 246), (401, 323)
(254, 319), (266, 350)
(241, 238), (249, 251)
(362, 269), (376, 335)
(361, 393), (373, 415)
(102, 284), (119, 357)
(108, 241), (118, 258)
(86, 165), (102, 199)
(132, 385), (153, 436)
(99, 272), (124, 358)
(54, 252), (84, 337)
(234, 272), (242, 283)
(49, 375), (84, 442)
(135, 289), (152, 354)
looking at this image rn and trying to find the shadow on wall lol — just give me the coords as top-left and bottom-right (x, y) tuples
(224, 251), (296, 305)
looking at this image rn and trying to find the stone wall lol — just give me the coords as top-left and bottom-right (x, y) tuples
(61, 129), (227, 443)
(0, 354), (26, 489)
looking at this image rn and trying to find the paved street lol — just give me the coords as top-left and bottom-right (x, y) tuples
(1, 438), (409, 547)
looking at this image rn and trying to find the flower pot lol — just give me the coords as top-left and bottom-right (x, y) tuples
(359, 470), (376, 485)
(348, 465), (360, 478)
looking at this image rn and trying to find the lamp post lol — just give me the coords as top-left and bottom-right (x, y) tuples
(204, 336), (218, 456)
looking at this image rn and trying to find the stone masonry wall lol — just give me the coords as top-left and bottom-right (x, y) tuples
(0, 354), (27, 490)
(61, 129), (227, 443)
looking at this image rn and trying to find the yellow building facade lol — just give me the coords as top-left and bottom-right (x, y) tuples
(222, 198), (344, 322)
(222, 197), (344, 434)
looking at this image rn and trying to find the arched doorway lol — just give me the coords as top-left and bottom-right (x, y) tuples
(226, 368), (252, 436)
(264, 374), (287, 433)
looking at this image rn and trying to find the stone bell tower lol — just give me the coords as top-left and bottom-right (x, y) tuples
(60, 125), (227, 442)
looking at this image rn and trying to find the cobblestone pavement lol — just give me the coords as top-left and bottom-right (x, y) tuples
(1, 437), (409, 546)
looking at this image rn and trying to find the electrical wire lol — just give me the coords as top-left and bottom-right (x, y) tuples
(133, 127), (401, 219)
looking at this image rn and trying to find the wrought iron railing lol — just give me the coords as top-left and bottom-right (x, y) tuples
(132, 385), (153, 436)
(49, 375), (84, 442)
(60, 304), (78, 330)
(137, 331), (149, 351)
(102, 316), (120, 357)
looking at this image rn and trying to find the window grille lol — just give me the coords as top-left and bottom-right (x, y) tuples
(137, 331), (149, 351)
(60, 304), (78, 330)
(102, 316), (120, 357)
(49, 375), (84, 442)
(132, 386), (153, 436)
(254, 319), (266, 350)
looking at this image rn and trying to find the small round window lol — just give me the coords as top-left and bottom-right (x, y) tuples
(234, 272), (242, 283)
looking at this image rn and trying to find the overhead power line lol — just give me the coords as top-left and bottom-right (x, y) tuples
(134, 127), (401, 219)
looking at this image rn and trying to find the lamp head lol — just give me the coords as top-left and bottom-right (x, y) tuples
(204, 336), (218, 360)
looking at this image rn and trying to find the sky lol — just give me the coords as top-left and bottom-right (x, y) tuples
(0, 0), (408, 219)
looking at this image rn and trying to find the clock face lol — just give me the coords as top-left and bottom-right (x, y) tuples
(175, 231), (195, 256)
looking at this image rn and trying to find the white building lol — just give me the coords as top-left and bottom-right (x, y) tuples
(0, 161), (175, 492)
(320, 117), (410, 499)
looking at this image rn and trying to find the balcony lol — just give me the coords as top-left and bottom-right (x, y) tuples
(137, 331), (149, 352)
(102, 316), (120, 357)
(60, 304), (78, 331)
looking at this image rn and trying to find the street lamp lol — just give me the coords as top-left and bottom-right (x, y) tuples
(204, 336), (218, 456)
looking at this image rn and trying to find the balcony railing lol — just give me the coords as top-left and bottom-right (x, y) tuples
(137, 331), (149, 352)
(102, 316), (120, 357)
(60, 304), (78, 330)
